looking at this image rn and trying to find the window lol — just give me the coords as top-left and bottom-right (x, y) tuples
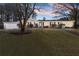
(58, 22), (60, 24)
(54, 22), (56, 24)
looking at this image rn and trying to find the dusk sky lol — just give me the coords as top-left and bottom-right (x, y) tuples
(35, 3), (55, 20)
(35, 3), (64, 20)
(34, 3), (79, 20)
(0, 3), (78, 20)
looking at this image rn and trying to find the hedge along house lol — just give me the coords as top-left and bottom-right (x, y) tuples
(3, 18), (75, 30)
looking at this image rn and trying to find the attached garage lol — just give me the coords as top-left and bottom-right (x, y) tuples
(3, 22), (19, 30)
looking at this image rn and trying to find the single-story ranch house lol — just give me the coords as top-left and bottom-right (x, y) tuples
(3, 19), (75, 29)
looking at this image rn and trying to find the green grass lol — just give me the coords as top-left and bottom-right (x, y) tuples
(0, 29), (79, 56)
(75, 29), (79, 32)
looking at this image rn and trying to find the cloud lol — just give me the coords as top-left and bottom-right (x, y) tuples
(34, 3), (77, 17)
(34, 7), (62, 17)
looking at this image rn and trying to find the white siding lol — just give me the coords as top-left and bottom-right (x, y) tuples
(3, 20), (75, 29)
(3, 22), (19, 29)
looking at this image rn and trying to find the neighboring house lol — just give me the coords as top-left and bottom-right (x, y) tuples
(3, 19), (75, 29)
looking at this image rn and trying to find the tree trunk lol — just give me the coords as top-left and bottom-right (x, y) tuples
(1, 14), (3, 23)
(74, 9), (78, 29)
(21, 26), (25, 32)
(20, 19), (26, 33)
(74, 20), (77, 29)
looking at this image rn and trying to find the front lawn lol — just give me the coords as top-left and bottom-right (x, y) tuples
(0, 29), (79, 56)
(74, 29), (79, 32)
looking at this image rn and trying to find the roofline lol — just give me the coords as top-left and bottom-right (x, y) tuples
(38, 20), (75, 21)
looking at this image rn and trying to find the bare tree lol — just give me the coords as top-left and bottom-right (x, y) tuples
(53, 3), (79, 28)
(16, 3), (36, 32)
(32, 12), (37, 19)
(0, 5), (5, 23)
